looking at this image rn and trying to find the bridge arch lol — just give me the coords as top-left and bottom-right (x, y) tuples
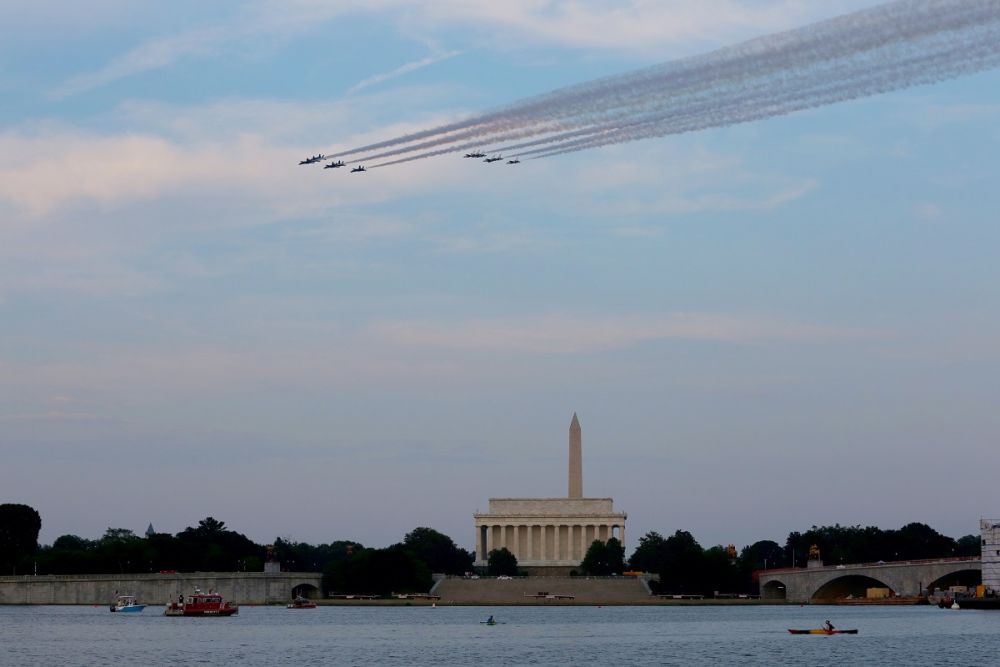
(291, 582), (320, 599)
(812, 574), (892, 601)
(926, 569), (980, 594)
(761, 580), (787, 600)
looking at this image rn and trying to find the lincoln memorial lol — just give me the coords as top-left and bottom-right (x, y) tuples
(473, 414), (627, 573)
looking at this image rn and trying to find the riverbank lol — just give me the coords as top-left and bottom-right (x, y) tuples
(315, 598), (784, 606)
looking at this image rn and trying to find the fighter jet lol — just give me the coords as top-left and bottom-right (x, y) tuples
(324, 160), (346, 169)
(507, 159), (521, 165)
(483, 155), (503, 163)
(350, 165), (366, 173)
(298, 154), (325, 165)
(464, 151), (486, 158)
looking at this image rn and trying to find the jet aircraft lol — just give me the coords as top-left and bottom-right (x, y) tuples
(464, 151), (486, 158)
(507, 159), (521, 164)
(351, 165), (367, 173)
(324, 160), (346, 169)
(298, 154), (325, 165)
(483, 155), (503, 163)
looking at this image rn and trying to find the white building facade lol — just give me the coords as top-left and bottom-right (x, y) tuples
(473, 414), (626, 570)
(981, 518), (1000, 591)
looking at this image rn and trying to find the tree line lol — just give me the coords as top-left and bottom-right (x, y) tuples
(0, 504), (474, 596)
(0, 503), (981, 598)
(488, 521), (981, 596)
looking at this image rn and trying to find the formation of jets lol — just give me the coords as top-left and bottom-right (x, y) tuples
(298, 152), (521, 173)
(297, 154), (365, 172)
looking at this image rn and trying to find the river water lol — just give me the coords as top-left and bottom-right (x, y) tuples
(1, 604), (997, 666)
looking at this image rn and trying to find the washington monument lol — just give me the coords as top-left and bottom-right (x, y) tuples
(473, 413), (625, 570)
(569, 412), (582, 498)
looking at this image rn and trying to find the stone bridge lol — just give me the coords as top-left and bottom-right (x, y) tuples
(0, 572), (322, 605)
(758, 557), (980, 603)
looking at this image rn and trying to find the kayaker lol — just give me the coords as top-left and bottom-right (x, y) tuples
(824, 620), (835, 632)
(487, 615), (495, 624)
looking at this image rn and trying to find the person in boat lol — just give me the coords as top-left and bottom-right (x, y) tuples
(824, 620), (835, 632)
(487, 615), (495, 624)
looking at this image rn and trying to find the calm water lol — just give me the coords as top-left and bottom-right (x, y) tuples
(1, 604), (998, 666)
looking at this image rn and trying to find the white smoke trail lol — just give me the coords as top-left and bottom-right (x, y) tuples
(326, 0), (1000, 169)
(523, 24), (1000, 159)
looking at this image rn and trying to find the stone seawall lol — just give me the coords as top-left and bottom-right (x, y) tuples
(0, 572), (322, 605)
(433, 576), (653, 605)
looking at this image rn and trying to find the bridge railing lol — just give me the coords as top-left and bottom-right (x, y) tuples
(754, 555), (979, 578)
(0, 571), (322, 583)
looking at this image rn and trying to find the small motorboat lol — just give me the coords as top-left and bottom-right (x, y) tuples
(788, 629), (858, 635)
(110, 595), (145, 613)
(287, 595), (317, 609)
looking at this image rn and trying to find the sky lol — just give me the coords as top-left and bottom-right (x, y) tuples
(2, 0), (999, 558)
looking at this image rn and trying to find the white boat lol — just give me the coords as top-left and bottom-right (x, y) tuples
(110, 595), (146, 613)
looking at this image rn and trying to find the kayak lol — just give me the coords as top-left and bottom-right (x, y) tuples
(788, 629), (858, 635)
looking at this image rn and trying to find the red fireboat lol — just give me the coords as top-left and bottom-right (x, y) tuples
(164, 588), (239, 617)
(287, 595), (317, 609)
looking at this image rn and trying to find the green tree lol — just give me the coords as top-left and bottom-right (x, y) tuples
(955, 534), (981, 557)
(400, 527), (474, 574)
(784, 522), (962, 568)
(144, 532), (184, 572)
(37, 534), (99, 575)
(581, 540), (608, 575)
(323, 546), (431, 595)
(629, 531), (669, 573)
(52, 534), (93, 551)
(194, 517), (227, 535)
(702, 545), (741, 595)
(657, 530), (708, 594)
(98, 527), (144, 573)
(581, 538), (626, 575)
(739, 540), (784, 571)
(891, 522), (955, 560)
(177, 518), (262, 571)
(487, 547), (518, 576)
(605, 537), (626, 574)
(0, 504), (42, 574)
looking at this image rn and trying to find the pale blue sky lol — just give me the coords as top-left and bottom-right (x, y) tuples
(2, 1), (998, 556)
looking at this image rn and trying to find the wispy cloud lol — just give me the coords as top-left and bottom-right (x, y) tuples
(49, 24), (227, 100)
(47, 1), (885, 98)
(0, 411), (111, 423)
(390, 0), (883, 53)
(372, 313), (869, 354)
(348, 50), (461, 95)
(0, 105), (479, 217)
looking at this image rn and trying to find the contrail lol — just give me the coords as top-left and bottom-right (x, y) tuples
(317, 0), (1000, 169)
(522, 27), (1000, 160)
